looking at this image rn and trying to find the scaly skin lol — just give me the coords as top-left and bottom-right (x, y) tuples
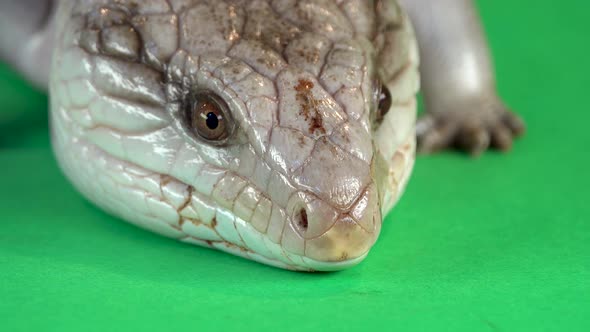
(45, 0), (418, 271)
(0, 0), (523, 271)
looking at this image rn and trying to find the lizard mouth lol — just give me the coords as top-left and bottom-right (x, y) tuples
(52, 115), (380, 271)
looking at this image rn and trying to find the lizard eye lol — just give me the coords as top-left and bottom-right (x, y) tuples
(375, 83), (392, 125)
(187, 92), (234, 142)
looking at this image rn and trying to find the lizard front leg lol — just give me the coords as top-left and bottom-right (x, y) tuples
(0, 0), (58, 90)
(398, 0), (525, 155)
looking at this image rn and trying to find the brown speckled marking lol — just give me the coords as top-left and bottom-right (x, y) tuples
(340, 252), (349, 261)
(295, 79), (326, 135)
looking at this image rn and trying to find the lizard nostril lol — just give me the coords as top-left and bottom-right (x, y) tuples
(296, 208), (309, 233)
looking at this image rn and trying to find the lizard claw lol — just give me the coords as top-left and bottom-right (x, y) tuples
(417, 99), (526, 156)
(457, 122), (491, 156)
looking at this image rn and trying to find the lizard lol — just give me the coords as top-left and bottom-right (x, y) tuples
(0, 0), (525, 271)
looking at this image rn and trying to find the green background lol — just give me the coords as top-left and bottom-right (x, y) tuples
(1, 0), (588, 330)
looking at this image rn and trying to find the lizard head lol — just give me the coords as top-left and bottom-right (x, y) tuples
(50, 1), (417, 271)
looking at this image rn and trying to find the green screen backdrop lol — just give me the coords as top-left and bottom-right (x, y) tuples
(1, 0), (588, 331)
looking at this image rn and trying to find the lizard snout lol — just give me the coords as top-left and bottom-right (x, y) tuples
(287, 184), (381, 268)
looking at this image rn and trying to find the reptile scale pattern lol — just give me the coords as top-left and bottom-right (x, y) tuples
(50, 0), (419, 271)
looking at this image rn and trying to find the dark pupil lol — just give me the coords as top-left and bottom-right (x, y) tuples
(379, 85), (392, 114)
(375, 84), (392, 125)
(206, 112), (219, 130)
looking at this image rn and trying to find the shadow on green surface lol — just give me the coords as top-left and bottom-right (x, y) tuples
(0, 104), (49, 149)
(0, 63), (49, 149)
(2, 184), (358, 298)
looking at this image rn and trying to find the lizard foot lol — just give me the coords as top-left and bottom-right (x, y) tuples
(417, 98), (525, 156)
